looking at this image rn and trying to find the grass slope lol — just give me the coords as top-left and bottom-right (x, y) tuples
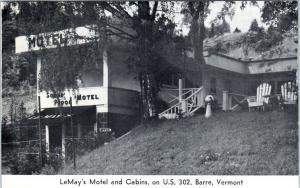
(62, 110), (298, 175)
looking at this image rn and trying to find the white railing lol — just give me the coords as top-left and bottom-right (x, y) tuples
(160, 88), (200, 104)
(159, 87), (204, 119)
(184, 88), (205, 114)
(167, 88), (200, 104)
(222, 91), (247, 111)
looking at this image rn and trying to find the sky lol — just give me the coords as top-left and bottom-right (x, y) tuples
(206, 1), (266, 32)
(176, 1), (266, 35)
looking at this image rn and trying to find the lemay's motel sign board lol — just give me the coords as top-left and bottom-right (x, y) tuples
(15, 25), (98, 54)
(40, 87), (107, 108)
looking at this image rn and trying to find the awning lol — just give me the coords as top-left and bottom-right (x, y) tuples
(27, 113), (71, 121)
(25, 106), (95, 125)
(26, 112), (71, 125)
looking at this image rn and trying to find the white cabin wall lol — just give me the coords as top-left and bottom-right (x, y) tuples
(205, 54), (249, 74)
(248, 59), (297, 74)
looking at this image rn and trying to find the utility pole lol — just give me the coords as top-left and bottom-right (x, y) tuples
(70, 97), (76, 169)
(38, 96), (43, 167)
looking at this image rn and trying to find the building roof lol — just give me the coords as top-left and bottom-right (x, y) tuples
(204, 51), (297, 74)
(207, 51), (297, 64)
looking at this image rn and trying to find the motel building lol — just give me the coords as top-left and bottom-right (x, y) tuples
(15, 25), (298, 157)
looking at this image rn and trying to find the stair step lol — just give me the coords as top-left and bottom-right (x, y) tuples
(161, 113), (178, 119)
(158, 87), (204, 120)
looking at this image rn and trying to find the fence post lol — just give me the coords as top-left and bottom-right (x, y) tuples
(179, 78), (183, 112)
(45, 125), (49, 156)
(222, 90), (229, 111)
(38, 96), (43, 167)
(61, 123), (66, 163)
(228, 94), (232, 110)
(77, 123), (82, 138)
(70, 97), (76, 169)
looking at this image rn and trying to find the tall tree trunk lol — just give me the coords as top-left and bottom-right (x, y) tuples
(189, 1), (207, 90)
(137, 2), (159, 120)
(198, 4), (207, 91)
(139, 72), (157, 120)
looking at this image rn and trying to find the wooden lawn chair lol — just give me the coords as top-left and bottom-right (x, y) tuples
(280, 81), (297, 106)
(247, 82), (272, 111)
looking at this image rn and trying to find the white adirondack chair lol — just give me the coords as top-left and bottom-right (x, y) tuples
(280, 81), (297, 105)
(247, 82), (272, 111)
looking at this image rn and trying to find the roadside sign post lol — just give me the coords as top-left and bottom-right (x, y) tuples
(70, 97), (76, 169)
(38, 96), (43, 167)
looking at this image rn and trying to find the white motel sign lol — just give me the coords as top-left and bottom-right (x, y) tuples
(40, 87), (107, 109)
(15, 25), (98, 54)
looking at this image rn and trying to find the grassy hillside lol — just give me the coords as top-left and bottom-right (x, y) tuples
(62, 109), (298, 175)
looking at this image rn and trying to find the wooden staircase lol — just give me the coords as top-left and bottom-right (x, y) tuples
(158, 87), (205, 119)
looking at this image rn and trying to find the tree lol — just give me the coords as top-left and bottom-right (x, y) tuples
(249, 19), (259, 32)
(182, 1), (236, 91)
(2, 3), (22, 96)
(209, 23), (216, 38)
(262, 1), (298, 32)
(209, 18), (231, 38)
(214, 18), (231, 36)
(234, 27), (241, 33)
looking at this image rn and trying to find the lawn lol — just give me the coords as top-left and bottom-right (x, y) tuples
(62, 109), (298, 175)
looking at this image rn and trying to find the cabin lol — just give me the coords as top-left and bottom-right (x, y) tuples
(158, 49), (297, 118)
(15, 25), (298, 157)
(203, 52), (297, 107)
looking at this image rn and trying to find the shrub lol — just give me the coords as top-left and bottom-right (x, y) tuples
(212, 41), (228, 53)
(255, 31), (283, 52)
(5, 142), (64, 174)
(65, 131), (114, 161)
(40, 164), (57, 175)
(8, 151), (41, 174)
(5, 129), (115, 174)
(45, 147), (64, 172)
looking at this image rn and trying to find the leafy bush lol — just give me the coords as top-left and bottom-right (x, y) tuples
(255, 31), (283, 52)
(8, 150), (41, 174)
(212, 41), (228, 54)
(40, 164), (57, 175)
(4, 129), (115, 174)
(45, 147), (64, 172)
